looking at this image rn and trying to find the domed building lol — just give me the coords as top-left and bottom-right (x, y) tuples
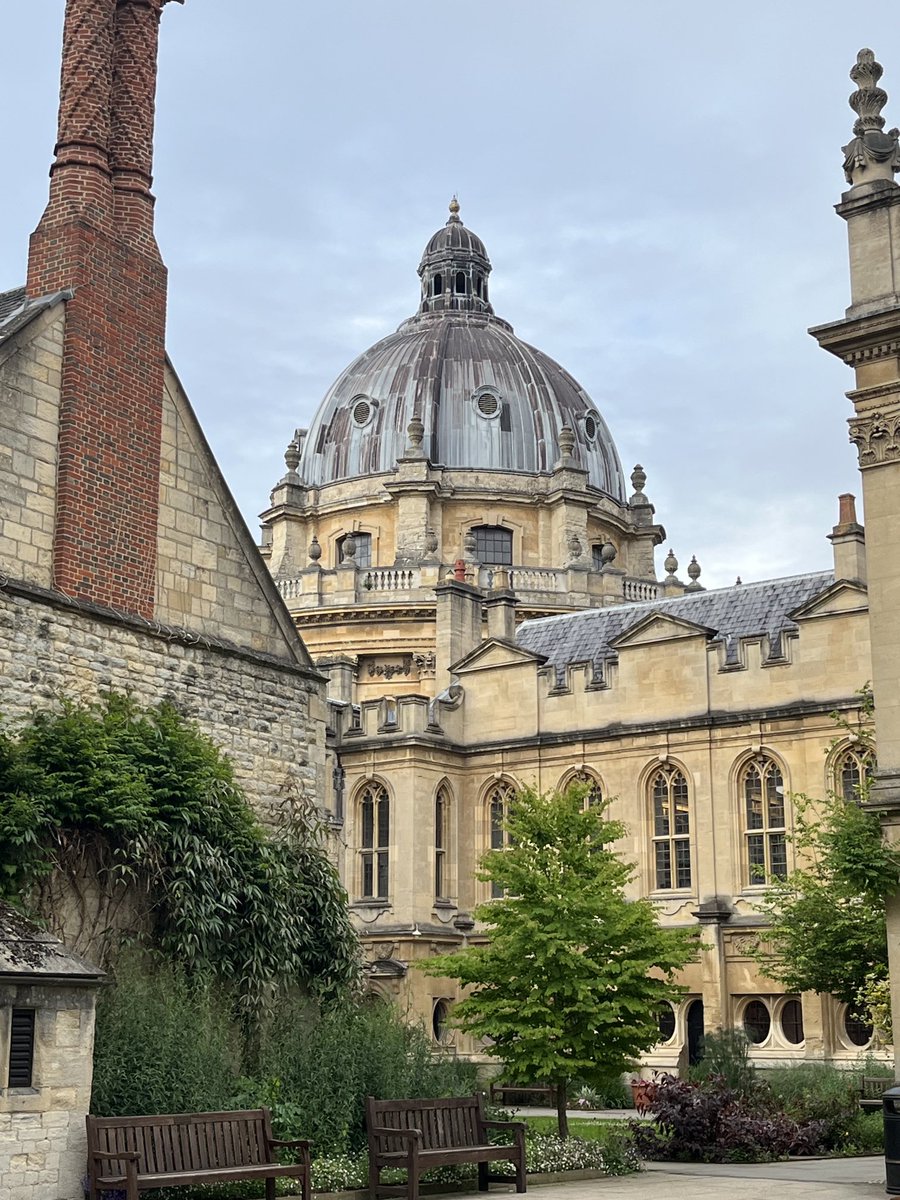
(260, 203), (880, 1073)
(260, 201), (667, 698)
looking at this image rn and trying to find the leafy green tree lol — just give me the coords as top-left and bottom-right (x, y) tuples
(423, 784), (697, 1137)
(754, 695), (898, 1028)
(0, 694), (360, 1011)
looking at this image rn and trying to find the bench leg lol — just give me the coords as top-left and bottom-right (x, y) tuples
(478, 1162), (489, 1192)
(265, 1176), (276, 1200)
(368, 1156), (380, 1200)
(515, 1152), (527, 1193)
(408, 1166), (420, 1200)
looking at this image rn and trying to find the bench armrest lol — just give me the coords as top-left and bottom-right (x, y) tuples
(91, 1150), (142, 1162)
(369, 1126), (423, 1144)
(269, 1137), (312, 1163)
(482, 1120), (526, 1133)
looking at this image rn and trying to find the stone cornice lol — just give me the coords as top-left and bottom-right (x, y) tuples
(332, 697), (864, 756)
(809, 306), (900, 365)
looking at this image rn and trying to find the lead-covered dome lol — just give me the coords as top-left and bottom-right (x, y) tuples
(297, 201), (626, 499)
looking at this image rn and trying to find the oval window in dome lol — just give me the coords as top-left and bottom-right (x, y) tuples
(352, 397), (372, 427)
(583, 413), (598, 442)
(477, 393), (499, 417)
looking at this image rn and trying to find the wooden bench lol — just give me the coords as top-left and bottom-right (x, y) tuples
(489, 1083), (557, 1107)
(366, 1094), (526, 1200)
(859, 1076), (890, 1111)
(86, 1108), (311, 1200)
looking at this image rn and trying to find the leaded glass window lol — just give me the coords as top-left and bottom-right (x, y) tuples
(472, 525), (513, 566)
(435, 787), (449, 900)
(486, 781), (516, 899)
(742, 756), (787, 884)
(359, 781), (389, 899)
(835, 745), (875, 804)
(650, 766), (691, 890)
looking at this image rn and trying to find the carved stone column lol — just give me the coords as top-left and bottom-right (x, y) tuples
(810, 48), (900, 1072)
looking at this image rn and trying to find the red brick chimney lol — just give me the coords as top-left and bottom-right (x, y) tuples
(26, 0), (181, 618)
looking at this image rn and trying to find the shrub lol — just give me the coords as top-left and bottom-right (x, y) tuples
(252, 996), (478, 1151)
(90, 950), (241, 1117)
(688, 1029), (756, 1096)
(632, 1073), (819, 1163)
(763, 1063), (860, 1150)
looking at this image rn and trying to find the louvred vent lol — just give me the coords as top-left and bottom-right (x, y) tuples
(8, 1009), (35, 1088)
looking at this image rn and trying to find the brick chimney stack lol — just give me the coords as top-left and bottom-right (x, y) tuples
(26, 0), (181, 618)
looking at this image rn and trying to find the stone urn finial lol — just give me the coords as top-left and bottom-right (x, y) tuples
(600, 540), (617, 568)
(664, 548), (679, 578)
(463, 529), (477, 559)
(406, 414), (425, 458)
(686, 555), (703, 591)
(843, 49), (900, 184)
(424, 527), (439, 556)
(284, 438), (301, 475)
(308, 535), (322, 562)
(342, 532), (357, 561)
(557, 424), (576, 466)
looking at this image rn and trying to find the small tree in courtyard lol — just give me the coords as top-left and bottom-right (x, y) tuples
(422, 784), (698, 1137)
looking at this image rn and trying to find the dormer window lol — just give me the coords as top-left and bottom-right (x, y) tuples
(433, 273), (443, 296)
(455, 271), (467, 294)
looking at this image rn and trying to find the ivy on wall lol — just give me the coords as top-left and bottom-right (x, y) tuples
(0, 694), (360, 1009)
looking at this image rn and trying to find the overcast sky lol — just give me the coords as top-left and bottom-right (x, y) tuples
(2, 2), (898, 588)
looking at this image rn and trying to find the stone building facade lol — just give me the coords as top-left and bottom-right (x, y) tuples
(0, 6), (325, 1195)
(0, 0), (326, 822)
(261, 178), (883, 1066)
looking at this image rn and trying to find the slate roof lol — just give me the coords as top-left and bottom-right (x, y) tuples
(516, 571), (836, 684)
(0, 901), (104, 984)
(0, 284), (70, 346)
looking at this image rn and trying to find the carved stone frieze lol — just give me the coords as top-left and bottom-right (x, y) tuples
(849, 409), (900, 466)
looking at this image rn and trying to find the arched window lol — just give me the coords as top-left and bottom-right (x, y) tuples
(741, 755), (787, 884)
(435, 786), (450, 901)
(455, 270), (467, 294)
(567, 769), (603, 810)
(433, 273), (443, 296)
(650, 765), (691, 890)
(359, 781), (389, 900)
(486, 780), (516, 899)
(471, 525), (513, 566)
(337, 532), (372, 569)
(834, 744), (875, 804)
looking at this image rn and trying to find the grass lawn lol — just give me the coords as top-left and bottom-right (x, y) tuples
(525, 1115), (632, 1144)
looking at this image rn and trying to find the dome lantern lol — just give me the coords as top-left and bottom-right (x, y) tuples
(417, 198), (494, 316)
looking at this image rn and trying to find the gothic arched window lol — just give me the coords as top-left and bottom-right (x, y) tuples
(649, 765), (691, 890)
(834, 744), (875, 804)
(435, 786), (450, 901)
(486, 780), (516, 899)
(741, 756), (787, 884)
(359, 781), (390, 900)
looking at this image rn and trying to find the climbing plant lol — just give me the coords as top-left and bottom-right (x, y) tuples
(0, 694), (360, 1010)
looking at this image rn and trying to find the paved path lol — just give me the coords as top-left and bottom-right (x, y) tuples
(438, 1156), (890, 1199)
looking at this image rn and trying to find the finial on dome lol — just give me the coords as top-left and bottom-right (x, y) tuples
(448, 195), (461, 224)
(842, 49), (900, 185)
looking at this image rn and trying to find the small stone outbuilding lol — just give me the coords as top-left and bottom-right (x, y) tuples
(0, 902), (104, 1200)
